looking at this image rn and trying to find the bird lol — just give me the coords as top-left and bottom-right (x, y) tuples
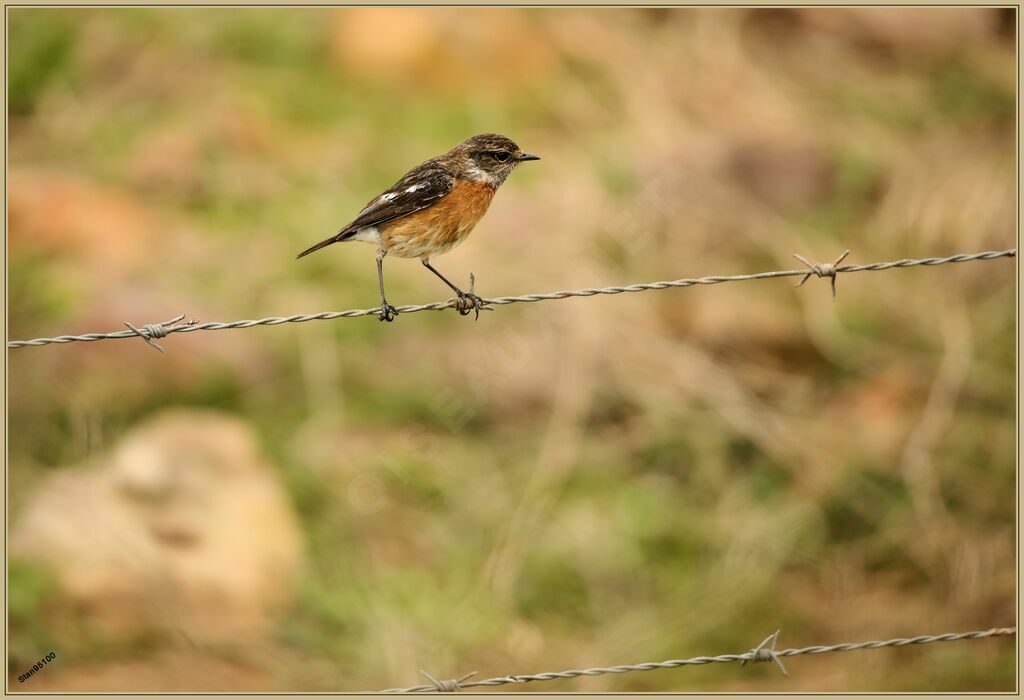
(297, 133), (540, 322)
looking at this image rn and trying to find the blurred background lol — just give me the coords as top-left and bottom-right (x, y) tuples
(6, 7), (1016, 692)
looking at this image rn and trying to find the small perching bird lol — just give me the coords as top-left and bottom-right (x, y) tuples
(297, 133), (540, 321)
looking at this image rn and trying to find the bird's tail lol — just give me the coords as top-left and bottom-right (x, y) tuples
(296, 230), (355, 259)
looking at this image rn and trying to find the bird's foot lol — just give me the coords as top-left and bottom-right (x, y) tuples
(455, 292), (490, 320)
(377, 302), (399, 322)
(454, 274), (491, 320)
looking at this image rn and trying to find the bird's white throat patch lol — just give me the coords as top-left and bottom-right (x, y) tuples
(464, 159), (498, 185)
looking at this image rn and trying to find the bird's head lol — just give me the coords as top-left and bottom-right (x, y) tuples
(448, 133), (540, 185)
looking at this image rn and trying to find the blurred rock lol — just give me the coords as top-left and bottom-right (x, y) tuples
(11, 410), (304, 645)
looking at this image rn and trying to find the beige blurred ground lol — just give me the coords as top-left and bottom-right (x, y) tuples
(7, 7), (1016, 692)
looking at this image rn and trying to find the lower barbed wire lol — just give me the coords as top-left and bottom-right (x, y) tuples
(374, 626), (1016, 693)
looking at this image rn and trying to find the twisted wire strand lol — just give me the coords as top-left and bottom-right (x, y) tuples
(379, 626), (1016, 692)
(7, 248), (1015, 350)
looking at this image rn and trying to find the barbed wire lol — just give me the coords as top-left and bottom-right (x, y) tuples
(377, 626), (1016, 692)
(7, 248), (1015, 351)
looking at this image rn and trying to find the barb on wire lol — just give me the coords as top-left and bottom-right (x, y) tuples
(7, 248), (1015, 351)
(377, 626), (1015, 692)
(794, 249), (850, 300)
(122, 313), (189, 353)
(741, 629), (787, 676)
(419, 670), (477, 693)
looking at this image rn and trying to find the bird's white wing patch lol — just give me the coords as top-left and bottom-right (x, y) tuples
(345, 161), (455, 233)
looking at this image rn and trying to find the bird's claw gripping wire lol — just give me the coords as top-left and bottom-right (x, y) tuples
(455, 293), (489, 319)
(378, 303), (399, 323)
(453, 274), (492, 320)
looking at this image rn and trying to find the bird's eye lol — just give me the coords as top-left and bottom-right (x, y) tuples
(492, 151), (511, 162)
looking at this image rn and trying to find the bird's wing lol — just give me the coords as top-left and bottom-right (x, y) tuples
(296, 159), (456, 260)
(344, 159), (455, 233)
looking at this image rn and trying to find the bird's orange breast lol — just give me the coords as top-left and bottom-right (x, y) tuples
(379, 179), (497, 259)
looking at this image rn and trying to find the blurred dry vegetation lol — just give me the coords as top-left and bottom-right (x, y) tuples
(6, 7), (1016, 692)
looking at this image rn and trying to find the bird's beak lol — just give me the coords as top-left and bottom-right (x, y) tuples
(517, 152), (541, 162)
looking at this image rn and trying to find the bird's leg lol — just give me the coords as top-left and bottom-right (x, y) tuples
(421, 258), (489, 320)
(376, 248), (398, 322)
